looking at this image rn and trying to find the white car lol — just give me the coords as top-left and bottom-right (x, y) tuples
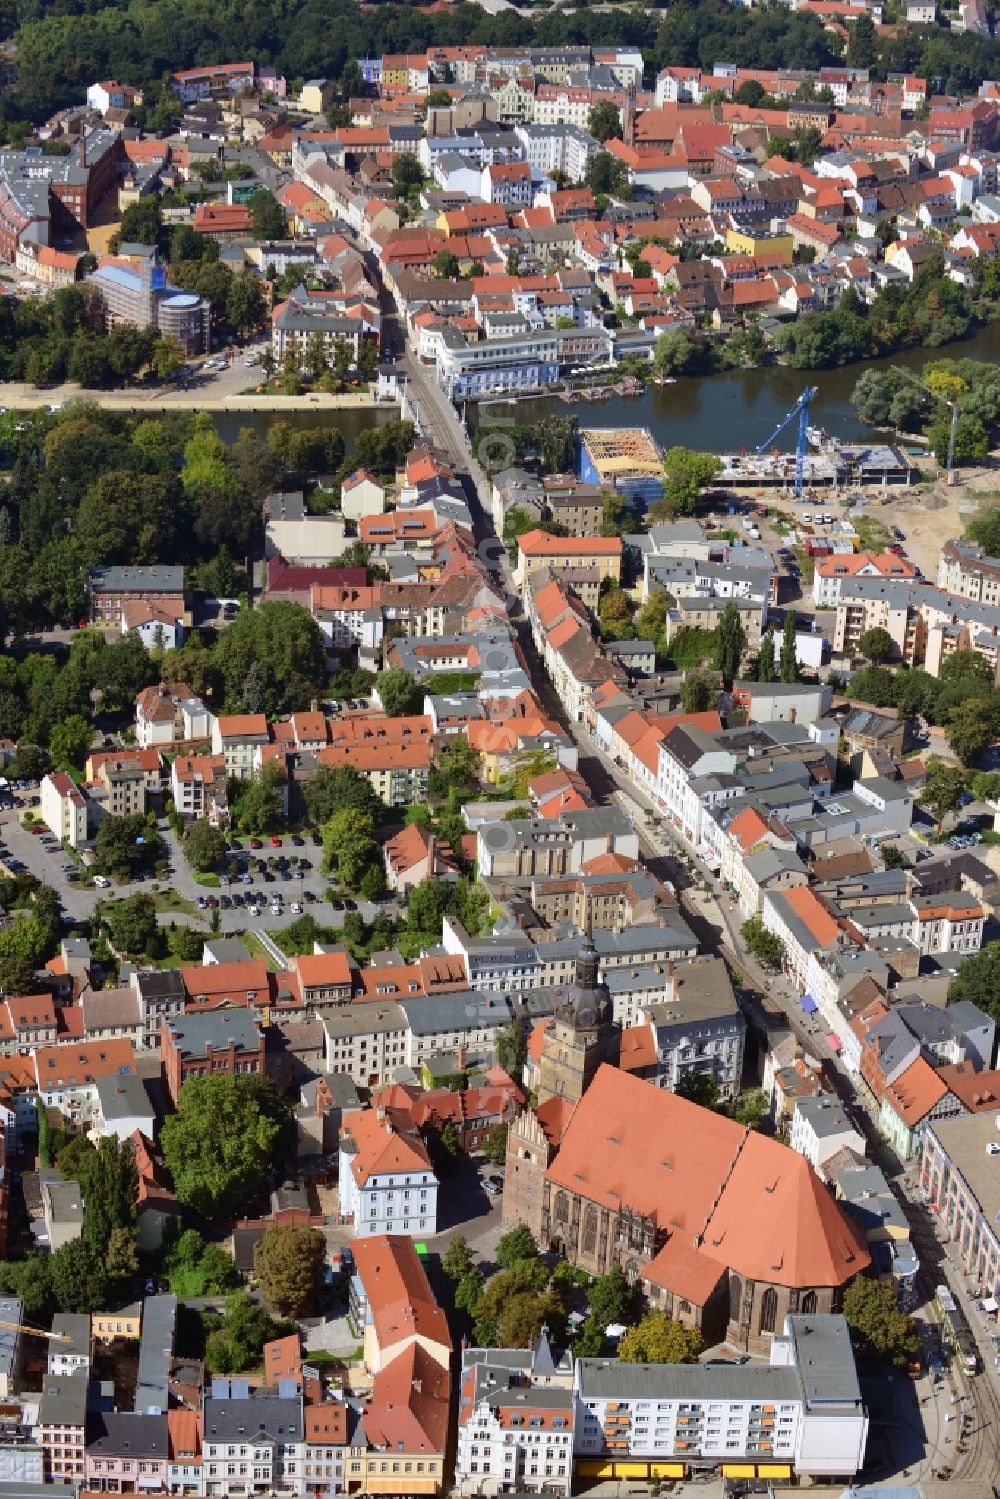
(290, 902), (302, 914)
(93, 874), (111, 888)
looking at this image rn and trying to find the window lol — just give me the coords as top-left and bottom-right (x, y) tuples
(759, 1287), (778, 1335)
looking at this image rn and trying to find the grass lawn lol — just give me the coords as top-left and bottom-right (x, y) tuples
(241, 931), (282, 971)
(792, 544), (815, 581)
(151, 890), (199, 919)
(852, 513), (892, 552)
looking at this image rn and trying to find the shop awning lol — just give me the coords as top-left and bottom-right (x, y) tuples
(826, 1032), (842, 1052)
(801, 992), (818, 1013)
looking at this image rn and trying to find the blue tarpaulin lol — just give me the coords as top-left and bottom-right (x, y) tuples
(801, 992), (818, 1013)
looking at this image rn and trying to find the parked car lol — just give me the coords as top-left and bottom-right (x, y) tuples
(250, 837), (263, 849)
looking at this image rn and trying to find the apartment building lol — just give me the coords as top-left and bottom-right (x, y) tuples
(171, 754), (229, 825)
(573, 1316), (868, 1480)
(85, 1413), (169, 1494)
(938, 536), (1000, 603)
(789, 1096), (865, 1175)
(338, 1106), (438, 1237)
(135, 682), (214, 748)
(40, 772), (88, 850)
(813, 550), (918, 608)
(211, 714), (271, 780)
(33, 1039), (137, 1129)
(161, 1010), (266, 1106)
(350, 1234), (452, 1376)
(515, 530), (622, 588)
(202, 1391), (304, 1498)
(456, 1340), (575, 1496)
(632, 958), (746, 1100)
(38, 1373), (88, 1484)
(88, 565), (186, 627)
(323, 1002), (409, 1087)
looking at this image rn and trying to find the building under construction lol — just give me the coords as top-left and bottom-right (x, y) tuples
(717, 442), (914, 490)
(578, 427), (664, 509)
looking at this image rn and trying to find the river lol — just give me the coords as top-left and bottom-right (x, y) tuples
(209, 318), (1000, 456)
(471, 318), (1000, 455)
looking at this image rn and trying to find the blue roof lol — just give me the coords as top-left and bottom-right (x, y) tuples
(94, 264), (141, 291)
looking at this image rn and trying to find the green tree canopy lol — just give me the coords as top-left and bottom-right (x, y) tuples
(949, 942), (1000, 1021)
(215, 600), (326, 715)
(858, 627), (893, 665)
(843, 1276), (919, 1367)
(495, 1223), (540, 1270)
(183, 818), (226, 873)
(918, 759), (967, 834)
(741, 915), (785, 969)
(254, 1225), (326, 1317)
(378, 667), (422, 716)
(618, 1312), (703, 1364)
(651, 448), (721, 520)
(160, 1074), (294, 1218)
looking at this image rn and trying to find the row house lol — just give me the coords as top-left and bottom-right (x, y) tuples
(171, 755), (229, 825)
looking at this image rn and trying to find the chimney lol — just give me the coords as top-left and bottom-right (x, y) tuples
(375, 1105), (385, 1122)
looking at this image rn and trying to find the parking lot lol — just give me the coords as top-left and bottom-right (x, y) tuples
(0, 809), (397, 944)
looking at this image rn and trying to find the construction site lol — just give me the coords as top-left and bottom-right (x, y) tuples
(717, 442), (915, 489)
(578, 426), (664, 507)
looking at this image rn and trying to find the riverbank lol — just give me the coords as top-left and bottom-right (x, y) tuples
(0, 382), (384, 413)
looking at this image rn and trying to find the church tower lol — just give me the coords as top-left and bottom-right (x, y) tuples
(536, 936), (619, 1108)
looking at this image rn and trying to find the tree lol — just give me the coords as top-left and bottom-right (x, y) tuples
(495, 1224), (540, 1270)
(949, 942), (1000, 1021)
(433, 249), (460, 280)
(858, 627), (894, 665)
(49, 713), (91, 767)
(230, 763), (286, 836)
(713, 601), (745, 685)
(94, 814), (159, 880)
(254, 1225), (326, 1317)
(184, 818), (226, 873)
(574, 1318), (606, 1356)
(653, 448), (721, 520)
(216, 601), (326, 716)
(918, 759), (967, 835)
(378, 667), (422, 717)
(598, 583), (634, 640)
(204, 1290), (286, 1375)
(106, 1225), (139, 1283)
(740, 915), (785, 969)
(843, 1276), (919, 1368)
(392, 152), (423, 197)
(680, 669), (716, 714)
(588, 99), (623, 142)
(758, 629), (776, 683)
(443, 1234), (475, 1282)
(160, 1074), (294, 1218)
(675, 1071), (722, 1110)
(483, 1124), (508, 1167)
(81, 1135), (138, 1253)
(779, 613), (799, 683)
(249, 189), (286, 240)
(50, 1236), (108, 1313)
(226, 275), (266, 336)
(881, 844), (909, 870)
(588, 1265), (636, 1329)
(946, 698), (997, 767)
(105, 893), (158, 957)
(455, 1268), (483, 1315)
(618, 1312), (703, 1365)
(496, 1020), (526, 1080)
(303, 764), (382, 826)
(0, 1256), (52, 1321)
(322, 807), (378, 889)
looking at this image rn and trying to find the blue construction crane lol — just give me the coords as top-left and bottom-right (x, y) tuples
(754, 385), (819, 496)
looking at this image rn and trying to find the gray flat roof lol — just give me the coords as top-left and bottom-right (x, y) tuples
(577, 1358), (802, 1403)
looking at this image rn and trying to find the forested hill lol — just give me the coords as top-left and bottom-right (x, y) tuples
(2, 0), (1000, 132)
